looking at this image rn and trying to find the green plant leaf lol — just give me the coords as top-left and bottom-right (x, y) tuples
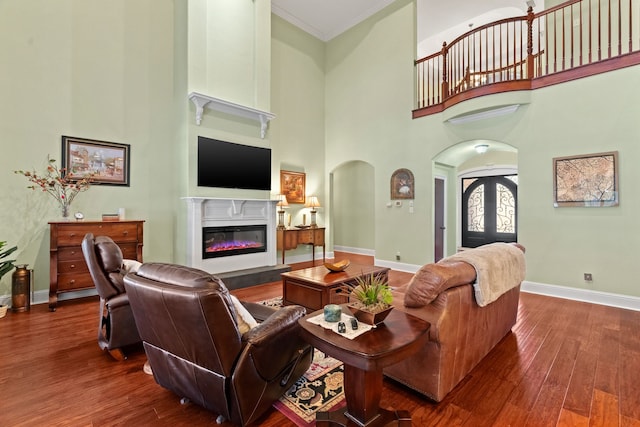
(0, 241), (18, 281)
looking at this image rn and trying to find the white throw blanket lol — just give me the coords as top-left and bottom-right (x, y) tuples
(445, 243), (526, 307)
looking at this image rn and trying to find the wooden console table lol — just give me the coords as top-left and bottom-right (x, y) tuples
(48, 220), (144, 311)
(276, 227), (325, 264)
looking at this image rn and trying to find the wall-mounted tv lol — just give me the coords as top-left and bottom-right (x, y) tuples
(197, 136), (271, 191)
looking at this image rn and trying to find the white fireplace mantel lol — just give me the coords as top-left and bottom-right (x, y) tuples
(188, 92), (276, 138)
(183, 197), (278, 273)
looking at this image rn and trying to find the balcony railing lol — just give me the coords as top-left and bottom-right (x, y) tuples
(414, 0), (640, 118)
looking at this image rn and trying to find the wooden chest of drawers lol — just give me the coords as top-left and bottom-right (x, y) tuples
(48, 220), (144, 310)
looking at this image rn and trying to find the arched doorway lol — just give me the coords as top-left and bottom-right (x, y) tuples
(330, 161), (375, 255)
(433, 140), (518, 257)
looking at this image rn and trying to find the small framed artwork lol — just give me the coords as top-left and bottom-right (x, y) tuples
(553, 151), (619, 207)
(62, 136), (130, 186)
(280, 170), (305, 204)
(390, 168), (415, 199)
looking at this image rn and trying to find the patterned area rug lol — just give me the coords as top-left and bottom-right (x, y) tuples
(259, 296), (283, 307)
(273, 351), (345, 427)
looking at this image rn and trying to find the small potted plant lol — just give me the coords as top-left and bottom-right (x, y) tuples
(342, 272), (394, 325)
(0, 241), (18, 318)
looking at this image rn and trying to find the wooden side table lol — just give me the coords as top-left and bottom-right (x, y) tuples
(276, 227), (325, 264)
(298, 305), (430, 426)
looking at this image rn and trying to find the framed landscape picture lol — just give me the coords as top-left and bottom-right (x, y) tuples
(62, 136), (130, 186)
(280, 170), (305, 204)
(553, 151), (618, 207)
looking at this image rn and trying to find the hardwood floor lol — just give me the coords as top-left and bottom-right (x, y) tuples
(2, 253), (639, 426)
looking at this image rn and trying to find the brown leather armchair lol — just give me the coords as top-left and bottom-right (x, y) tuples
(123, 263), (313, 426)
(81, 233), (141, 360)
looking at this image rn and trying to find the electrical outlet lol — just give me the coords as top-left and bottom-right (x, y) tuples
(584, 273), (593, 282)
(396, 252), (401, 261)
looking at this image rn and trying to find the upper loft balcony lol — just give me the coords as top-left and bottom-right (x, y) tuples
(413, 0), (640, 119)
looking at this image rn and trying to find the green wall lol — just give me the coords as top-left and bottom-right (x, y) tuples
(323, 0), (640, 297)
(270, 15), (326, 259)
(332, 161), (375, 251)
(0, 0), (180, 298)
(2, 0), (639, 304)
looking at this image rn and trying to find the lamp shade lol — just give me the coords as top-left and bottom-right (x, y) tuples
(305, 196), (320, 209)
(276, 194), (288, 207)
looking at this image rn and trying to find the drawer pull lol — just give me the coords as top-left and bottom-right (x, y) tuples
(69, 280), (75, 285)
(123, 231), (128, 235)
(70, 264), (75, 269)
(69, 233), (76, 237)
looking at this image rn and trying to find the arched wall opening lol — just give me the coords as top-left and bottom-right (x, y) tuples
(433, 139), (518, 256)
(330, 160), (376, 256)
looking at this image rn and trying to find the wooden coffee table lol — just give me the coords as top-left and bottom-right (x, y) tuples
(281, 263), (390, 312)
(298, 305), (430, 426)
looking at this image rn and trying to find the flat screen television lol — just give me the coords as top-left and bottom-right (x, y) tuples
(197, 137), (271, 190)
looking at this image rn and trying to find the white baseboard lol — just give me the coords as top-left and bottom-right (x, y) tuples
(7, 272), (640, 313)
(1, 288), (98, 307)
(340, 247), (640, 311)
(374, 259), (420, 274)
(279, 249), (335, 266)
(521, 280), (640, 312)
(333, 245), (375, 257)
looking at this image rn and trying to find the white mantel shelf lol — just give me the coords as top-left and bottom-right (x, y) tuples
(188, 92), (276, 138)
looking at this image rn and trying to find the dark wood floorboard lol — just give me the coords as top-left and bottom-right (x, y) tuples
(2, 252), (639, 426)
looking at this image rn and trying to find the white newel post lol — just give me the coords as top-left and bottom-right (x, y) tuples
(184, 197), (278, 273)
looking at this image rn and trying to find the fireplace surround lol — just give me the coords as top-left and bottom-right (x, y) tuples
(184, 198), (278, 273)
(202, 224), (267, 259)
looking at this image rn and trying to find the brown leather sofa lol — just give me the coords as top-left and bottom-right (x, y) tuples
(82, 233), (141, 360)
(123, 263), (313, 426)
(383, 243), (525, 402)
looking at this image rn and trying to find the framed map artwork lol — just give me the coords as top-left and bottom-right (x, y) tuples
(553, 151), (618, 207)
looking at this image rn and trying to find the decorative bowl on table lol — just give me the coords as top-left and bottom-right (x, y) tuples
(295, 224), (310, 229)
(324, 259), (350, 272)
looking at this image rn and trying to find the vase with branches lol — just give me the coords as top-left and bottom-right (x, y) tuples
(15, 156), (94, 218)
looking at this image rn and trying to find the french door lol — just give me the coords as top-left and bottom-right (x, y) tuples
(462, 175), (517, 248)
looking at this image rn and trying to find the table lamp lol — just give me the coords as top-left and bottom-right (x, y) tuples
(276, 195), (288, 229)
(305, 196), (320, 228)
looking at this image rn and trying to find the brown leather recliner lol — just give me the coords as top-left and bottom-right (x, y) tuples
(81, 233), (141, 360)
(123, 262), (313, 426)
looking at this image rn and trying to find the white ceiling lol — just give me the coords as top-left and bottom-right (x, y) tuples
(271, 0), (541, 49)
(271, 0), (396, 42)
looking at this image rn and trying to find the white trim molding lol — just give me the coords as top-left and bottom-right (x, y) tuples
(446, 104), (520, 125)
(522, 280), (640, 312)
(188, 92), (275, 138)
(183, 197), (278, 273)
(333, 245), (375, 257)
(16, 275), (640, 312)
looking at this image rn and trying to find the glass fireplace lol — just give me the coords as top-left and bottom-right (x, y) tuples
(202, 225), (267, 259)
